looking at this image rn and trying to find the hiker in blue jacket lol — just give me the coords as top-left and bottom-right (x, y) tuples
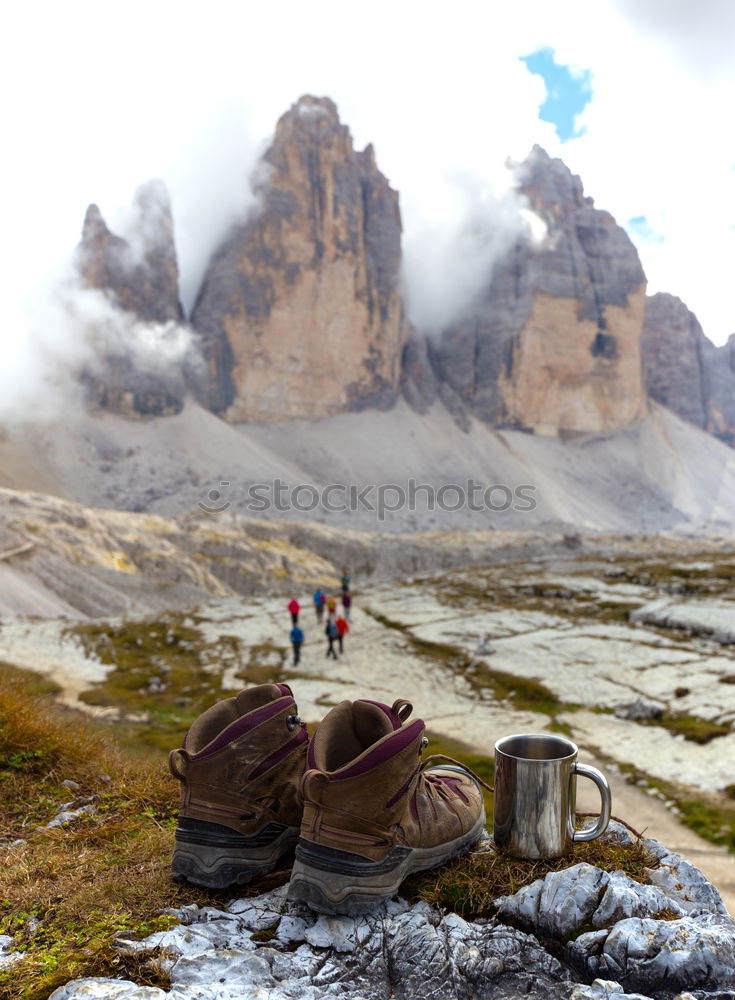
(313, 589), (326, 622)
(325, 619), (338, 659)
(290, 624), (304, 666)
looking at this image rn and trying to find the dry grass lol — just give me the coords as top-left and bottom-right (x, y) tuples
(0, 665), (292, 1000)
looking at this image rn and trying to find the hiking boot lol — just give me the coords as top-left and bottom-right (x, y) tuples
(287, 698), (486, 914)
(169, 683), (308, 888)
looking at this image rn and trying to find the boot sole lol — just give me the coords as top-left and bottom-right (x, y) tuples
(171, 818), (299, 889)
(287, 811), (486, 915)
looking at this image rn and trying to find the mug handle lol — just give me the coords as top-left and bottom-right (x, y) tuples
(572, 763), (611, 842)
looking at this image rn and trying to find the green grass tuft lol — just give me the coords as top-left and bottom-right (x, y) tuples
(402, 836), (655, 921)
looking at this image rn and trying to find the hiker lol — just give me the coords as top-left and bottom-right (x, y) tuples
(326, 595), (337, 619)
(325, 619), (339, 659)
(341, 590), (352, 621)
(288, 598), (300, 626)
(313, 589), (326, 622)
(335, 615), (349, 653)
(340, 568), (350, 593)
(290, 624), (304, 665)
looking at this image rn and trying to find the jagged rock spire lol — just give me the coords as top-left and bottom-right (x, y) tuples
(190, 94), (407, 421)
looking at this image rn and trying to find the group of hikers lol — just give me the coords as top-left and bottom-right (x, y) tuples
(287, 569), (352, 664)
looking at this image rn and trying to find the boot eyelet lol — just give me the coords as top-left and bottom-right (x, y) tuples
(286, 714), (301, 732)
(419, 737), (429, 755)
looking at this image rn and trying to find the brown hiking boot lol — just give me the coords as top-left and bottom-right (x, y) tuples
(287, 698), (486, 914)
(169, 683), (308, 888)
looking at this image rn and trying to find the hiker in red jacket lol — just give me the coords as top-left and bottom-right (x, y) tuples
(335, 615), (350, 654)
(288, 598), (300, 625)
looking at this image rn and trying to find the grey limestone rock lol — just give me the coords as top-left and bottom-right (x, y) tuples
(629, 600), (735, 645)
(77, 181), (184, 326)
(76, 181), (193, 417)
(48, 840), (735, 1000)
(644, 847), (729, 916)
(494, 861), (685, 940)
(614, 697), (665, 721)
(437, 380), (472, 432)
(578, 912), (735, 993)
(400, 332), (438, 413)
(190, 95), (404, 420)
(642, 292), (735, 448)
(428, 146), (646, 427)
(642, 292), (711, 430)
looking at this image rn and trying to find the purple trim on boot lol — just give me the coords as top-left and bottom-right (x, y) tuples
(332, 721), (424, 780)
(249, 727), (308, 779)
(360, 700), (402, 730)
(437, 775), (470, 804)
(385, 765), (419, 808)
(276, 683), (293, 696)
(187, 696), (294, 759)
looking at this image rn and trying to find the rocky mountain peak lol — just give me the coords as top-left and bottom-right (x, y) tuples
(191, 95), (406, 421)
(66, 99), (733, 448)
(724, 333), (735, 374)
(75, 181), (188, 417)
(519, 144), (591, 222)
(81, 203), (115, 244)
(515, 145), (645, 314)
(77, 181), (183, 324)
(413, 145), (648, 435)
(272, 94), (342, 138)
(643, 292), (735, 447)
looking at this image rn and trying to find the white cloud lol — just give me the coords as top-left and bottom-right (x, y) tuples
(402, 172), (528, 333)
(1, 0), (733, 422)
(610, 0), (735, 81)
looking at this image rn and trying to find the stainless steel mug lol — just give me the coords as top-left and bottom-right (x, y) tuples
(493, 733), (611, 859)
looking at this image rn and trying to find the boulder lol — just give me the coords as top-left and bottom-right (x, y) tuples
(614, 697), (665, 721)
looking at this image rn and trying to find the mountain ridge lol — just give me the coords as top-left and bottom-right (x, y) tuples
(70, 95), (735, 450)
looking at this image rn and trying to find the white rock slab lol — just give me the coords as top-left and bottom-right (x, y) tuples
(560, 709), (735, 792)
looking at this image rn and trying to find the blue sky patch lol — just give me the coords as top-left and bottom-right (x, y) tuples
(628, 215), (665, 244)
(521, 47), (592, 142)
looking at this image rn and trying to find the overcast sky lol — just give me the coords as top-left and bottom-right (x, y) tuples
(2, 0), (734, 403)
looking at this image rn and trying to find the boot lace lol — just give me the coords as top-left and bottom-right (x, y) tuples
(420, 753), (494, 793)
(387, 752), (494, 808)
